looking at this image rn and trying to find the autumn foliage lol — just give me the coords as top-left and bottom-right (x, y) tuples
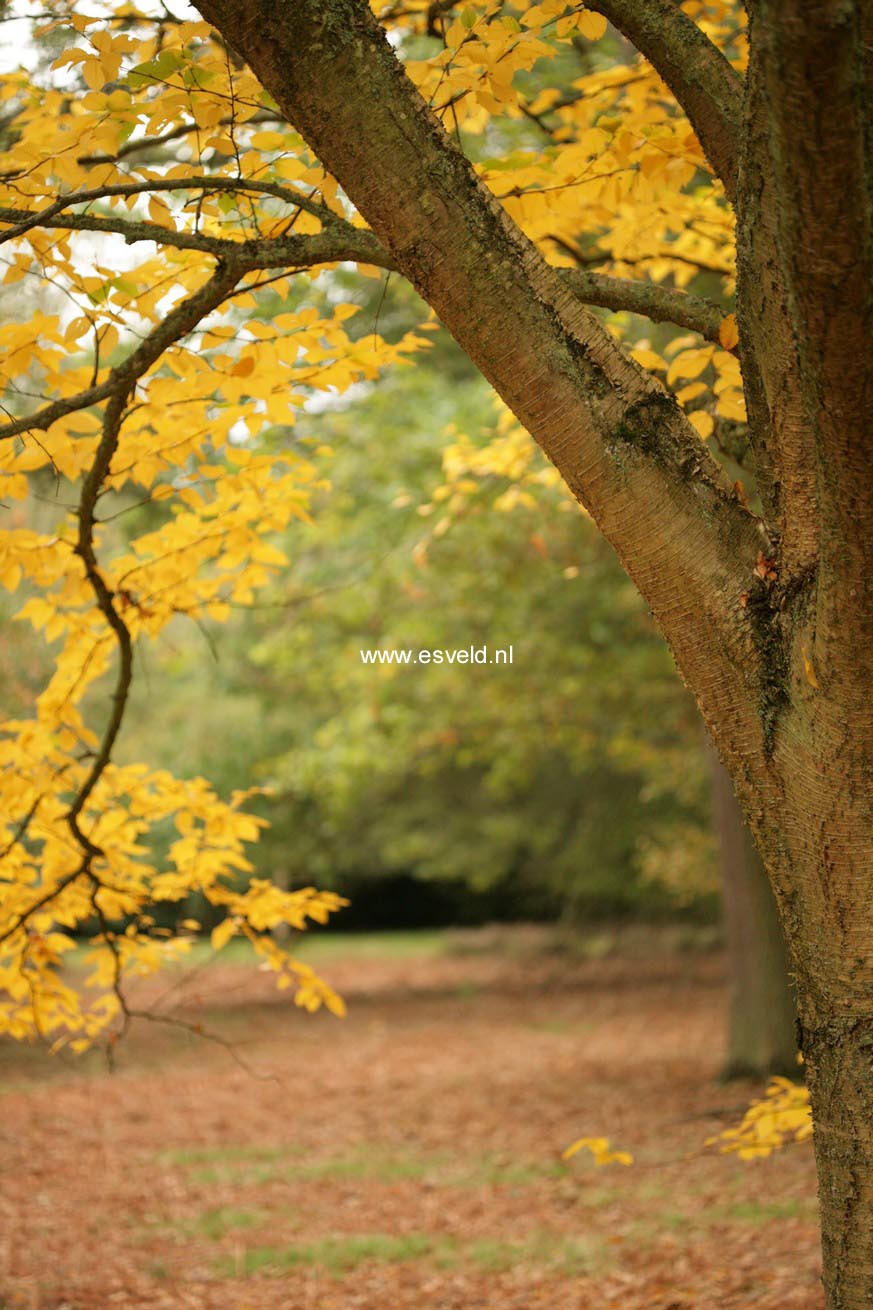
(0, 2), (801, 1108)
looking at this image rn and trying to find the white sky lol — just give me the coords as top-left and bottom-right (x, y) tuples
(0, 0), (201, 73)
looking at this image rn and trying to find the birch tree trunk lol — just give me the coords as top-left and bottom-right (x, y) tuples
(192, 2), (873, 1303)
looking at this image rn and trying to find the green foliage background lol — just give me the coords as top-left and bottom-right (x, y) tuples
(105, 285), (719, 929)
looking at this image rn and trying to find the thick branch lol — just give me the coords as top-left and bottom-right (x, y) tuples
(560, 268), (727, 344)
(738, 0), (873, 859)
(587, 0), (743, 200)
(194, 0), (773, 786)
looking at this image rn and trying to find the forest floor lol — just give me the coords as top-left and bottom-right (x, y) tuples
(0, 926), (822, 1310)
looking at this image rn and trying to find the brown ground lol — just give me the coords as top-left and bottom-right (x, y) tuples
(0, 932), (822, 1310)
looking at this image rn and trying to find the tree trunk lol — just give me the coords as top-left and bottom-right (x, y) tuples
(803, 1017), (873, 1310)
(709, 748), (797, 1078)
(738, 8), (873, 1301)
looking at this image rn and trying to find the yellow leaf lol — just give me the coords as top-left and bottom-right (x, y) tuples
(65, 316), (93, 343)
(667, 346), (715, 385)
(148, 195), (173, 225)
(250, 130), (288, 151)
(562, 1135), (632, 1165)
(630, 347), (667, 372)
(664, 334), (699, 356)
(81, 57), (105, 91)
(719, 313), (739, 350)
(688, 411), (714, 439)
(210, 917), (237, 951)
(715, 390), (748, 422)
(675, 382), (707, 404)
(578, 11), (608, 40)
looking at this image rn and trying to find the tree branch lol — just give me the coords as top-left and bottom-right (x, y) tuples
(740, 0), (872, 714)
(587, 0), (743, 200)
(65, 381), (134, 860)
(76, 111), (282, 166)
(0, 200), (395, 268)
(0, 263), (247, 948)
(1, 194), (724, 345)
(560, 268), (728, 345)
(0, 176), (339, 245)
(549, 233), (733, 280)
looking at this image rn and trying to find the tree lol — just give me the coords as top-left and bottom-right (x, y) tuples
(0, 2), (869, 1304)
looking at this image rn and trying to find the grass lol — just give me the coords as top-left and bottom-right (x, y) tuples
(217, 1233), (436, 1276)
(181, 930), (451, 969)
(186, 1207), (274, 1241)
(707, 1196), (818, 1225)
(461, 1231), (600, 1273)
(60, 923), (724, 992)
(159, 1143), (296, 1167)
(626, 1190), (819, 1246)
(59, 929), (451, 985)
(137, 1204), (289, 1245)
(160, 1142), (565, 1189)
(211, 1229), (605, 1278)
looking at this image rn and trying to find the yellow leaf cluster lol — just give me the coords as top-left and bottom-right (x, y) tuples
(707, 1077), (813, 1160)
(420, 400), (569, 534)
(562, 1135), (634, 1166)
(0, 4), (433, 1046)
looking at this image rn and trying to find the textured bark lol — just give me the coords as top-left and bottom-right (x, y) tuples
(803, 1016), (873, 1310)
(735, 20), (873, 1300)
(709, 749), (797, 1079)
(560, 269), (727, 344)
(192, 2), (873, 1304)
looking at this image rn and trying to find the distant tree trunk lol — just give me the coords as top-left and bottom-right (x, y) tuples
(709, 747), (797, 1078)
